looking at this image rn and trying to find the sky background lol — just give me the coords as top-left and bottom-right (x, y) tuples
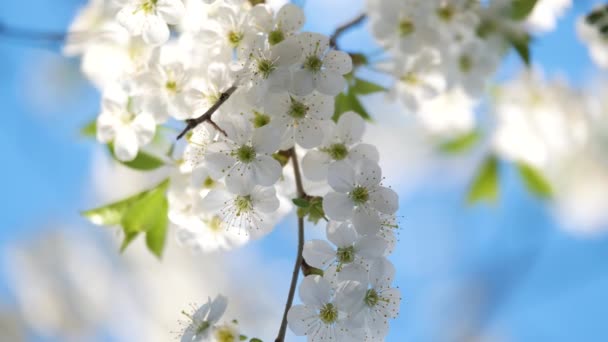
(1, 0), (608, 341)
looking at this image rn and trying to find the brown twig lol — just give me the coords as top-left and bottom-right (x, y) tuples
(176, 85), (237, 140)
(329, 13), (367, 49)
(274, 148), (306, 342)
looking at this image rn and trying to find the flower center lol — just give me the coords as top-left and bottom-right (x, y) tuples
(304, 55), (323, 73)
(235, 145), (256, 163)
(228, 31), (244, 47)
(437, 5), (454, 21)
(326, 143), (348, 160)
(364, 289), (380, 307)
(207, 216), (223, 232)
(214, 326), (236, 342)
(252, 110), (270, 128)
(459, 55), (472, 73)
(119, 111), (135, 125)
(401, 72), (418, 85)
(399, 20), (415, 36)
(257, 59), (276, 79)
(140, 0), (157, 14)
(336, 245), (355, 264)
(319, 303), (338, 324)
(235, 195), (252, 215)
(165, 80), (178, 93)
(350, 186), (369, 204)
(288, 99), (309, 119)
(194, 321), (210, 335)
(203, 176), (215, 189)
(268, 29), (285, 45)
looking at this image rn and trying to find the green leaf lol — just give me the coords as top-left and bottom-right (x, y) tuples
(307, 197), (326, 225)
(81, 119), (97, 138)
(81, 191), (148, 226)
(439, 131), (480, 154)
(333, 90), (372, 121)
(250, 339), (263, 342)
(120, 231), (139, 253)
(107, 143), (165, 171)
(239, 335), (247, 341)
(467, 156), (500, 204)
(508, 32), (531, 66)
(516, 162), (553, 199)
(121, 181), (169, 258)
(121, 181), (169, 234)
(292, 198), (310, 208)
(511, 0), (538, 20)
(352, 78), (387, 95)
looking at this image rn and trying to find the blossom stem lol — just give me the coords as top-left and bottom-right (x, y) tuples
(274, 147), (305, 342)
(176, 85), (237, 140)
(329, 13), (367, 49)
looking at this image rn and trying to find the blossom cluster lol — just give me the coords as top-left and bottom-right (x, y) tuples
(489, 70), (608, 233)
(66, 0), (401, 340)
(366, 0), (571, 138)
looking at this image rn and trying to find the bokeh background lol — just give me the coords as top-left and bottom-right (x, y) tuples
(1, 0), (608, 341)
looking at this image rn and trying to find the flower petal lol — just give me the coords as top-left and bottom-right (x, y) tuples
(335, 111), (365, 144)
(290, 69), (314, 96)
(142, 15), (170, 45)
(370, 186), (399, 215)
(327, 161), (356, 193)
(327, 221), (357, 248)
(131, 113), (156, 145)
(114, 127), (139, 161)
(299, 275), (331, 308)
(303, 239), (336, 269)
(313, 70), (346, 96)
(251, 155), (282, 186)
(354, 159), (382, 188)
(323, 192), (354, 221)
(323, 50), (352, 75)
(302, 150), (331, 181)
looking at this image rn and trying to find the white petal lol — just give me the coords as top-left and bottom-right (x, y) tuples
(303, 239), (336, 269)
(142, 15), (170, 45)
(205, 152), (236, 180)
(354, 159), (382, 188)
(349, 143), (379, 163)
(327, 161), (356, 193)
(323, 50), (352, 75)
(335, 111), (364, 144)
(250, 5), (273, 32)
(116, 5), (145, 35)
(369, 258), (395, 289)
(199, 189), (232, 213)
(327, 221), (357, 248)
(290, 69), (314, 96)
(114, 128), (139, 161)
(226, 163), (255, 195)
(252, 186), (280, 212)
(306, 92), (334, 120)
(323, 192), (354, 221)
(272, 37), (302, 67)
(252, 125), (280, 153)
(302, 150), (331, 181)
(287, 305), (316, 336)
(335, 280), (367, 313)
(157, 0), (185, 24)
(207, 294), (228, 323)
(313, 70), (346, 96)
(299, 275), (331, 308)
(370, 186), (399, 215)
(96, 112), (117, 143)
(131, 113), (156, 145)
(295, 117), (324, 149)
(264, 92), (291, 118)
(380, 287), (402, 318)
(251, 156), (282, 186)
(277, 4), (305, 33)
(356, 236), (388, 259)
(352, 208), (381, 235)
(297, 32), (329, 57)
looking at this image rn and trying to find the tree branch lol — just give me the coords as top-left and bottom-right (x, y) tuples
(275, 148), (306, 342)
(176, 85), (237, 140)
(329, 13), (367, 49)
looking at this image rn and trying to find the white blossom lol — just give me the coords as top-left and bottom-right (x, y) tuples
(116, 0), (185, 45)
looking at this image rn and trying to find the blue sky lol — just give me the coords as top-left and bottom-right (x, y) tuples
(1, 0), (608, 341)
